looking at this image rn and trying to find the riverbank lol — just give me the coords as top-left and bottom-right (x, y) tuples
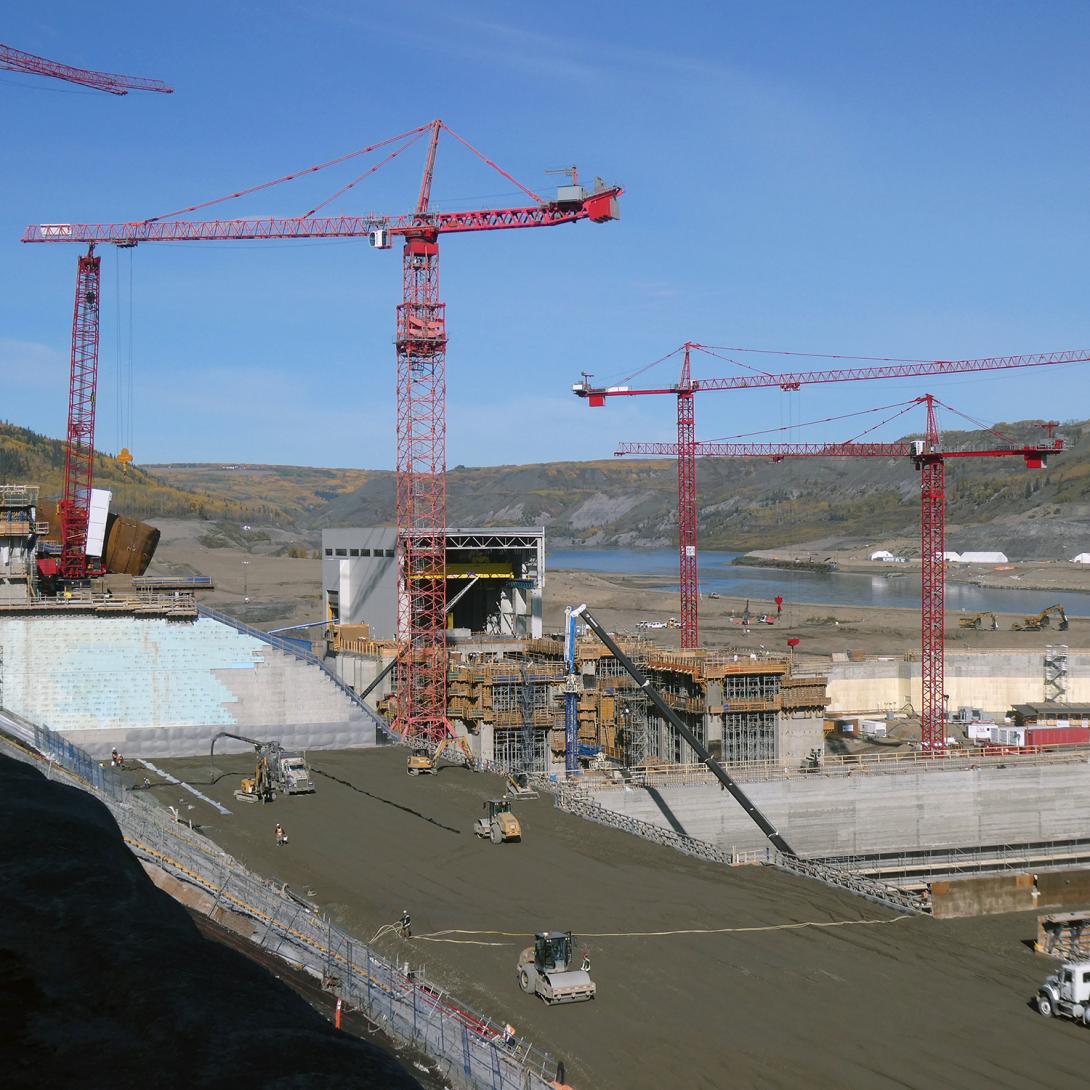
(545, 568), (1089, 658)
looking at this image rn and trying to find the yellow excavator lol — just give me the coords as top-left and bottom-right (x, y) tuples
(1012, 604), (1069, 632)
(406, 734), (476, 775)
(959, 611), (999, 631)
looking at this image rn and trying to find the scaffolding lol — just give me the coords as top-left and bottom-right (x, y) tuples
(373, 635), (827, 772)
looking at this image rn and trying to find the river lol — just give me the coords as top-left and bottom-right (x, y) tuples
(548, 547), (1090, 617)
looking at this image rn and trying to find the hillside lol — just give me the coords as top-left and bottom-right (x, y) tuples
(152, 417), (1090, 558)
(0, 423), (278, 524)
(6, 416), (1090, 559)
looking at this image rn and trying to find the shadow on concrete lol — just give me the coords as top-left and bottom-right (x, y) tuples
(311, 767), (462, 835)
(645, 786), (689, 837)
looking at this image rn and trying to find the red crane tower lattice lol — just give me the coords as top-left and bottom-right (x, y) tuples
(0, 42), (172, 94)
(23, 120), (622, 745)
(615, 394), (1062, 752)
(577, 343), (1090, 650)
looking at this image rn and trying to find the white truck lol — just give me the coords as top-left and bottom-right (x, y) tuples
(1036, 960), (1090, 1025)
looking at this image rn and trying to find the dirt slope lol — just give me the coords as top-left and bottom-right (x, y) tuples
(0, 754), (421, 1090)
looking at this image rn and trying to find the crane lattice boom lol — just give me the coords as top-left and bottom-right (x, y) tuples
(1, 42), (172, 95)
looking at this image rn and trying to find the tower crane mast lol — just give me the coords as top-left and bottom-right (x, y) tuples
(577, 344), (1089, 649)
(615, 394), (1063, 752)
(24, 121), (621, 745)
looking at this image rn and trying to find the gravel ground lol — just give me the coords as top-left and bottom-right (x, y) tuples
(153, 746), (1090, 1090)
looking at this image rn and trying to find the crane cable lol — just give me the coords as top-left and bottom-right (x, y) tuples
(408, 915), (914, 946)
(113, 249), (136, 465)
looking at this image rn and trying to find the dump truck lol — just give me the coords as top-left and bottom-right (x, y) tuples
(959, 611), (999, 630)
(474, 797), (522, 843)
(1013, 604), (1069, 632)
(517, 931), (595, 1004)
(1035, 959), (1090, 1025)
(209, 732), (314, 803)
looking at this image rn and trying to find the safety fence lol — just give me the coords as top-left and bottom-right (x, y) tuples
(553, 778), (929, 916)
(561, 743), (1090, 792)
(0, 708), (561, 1090)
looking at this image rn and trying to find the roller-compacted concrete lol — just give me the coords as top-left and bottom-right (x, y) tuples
(156, 747), (1090, 1090)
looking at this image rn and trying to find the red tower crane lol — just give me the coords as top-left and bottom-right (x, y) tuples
(1, 43), (172, 95)
(23, 120), (621, 744)
(576, 343), (1090, 649)
(615, 394), (1063, 752)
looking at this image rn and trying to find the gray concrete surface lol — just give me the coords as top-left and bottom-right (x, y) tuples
(588, 759), (1090, 857)
(153, 747), (1090, 1090)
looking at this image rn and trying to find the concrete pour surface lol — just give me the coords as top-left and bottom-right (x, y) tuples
(153, 747), (1090, 1090)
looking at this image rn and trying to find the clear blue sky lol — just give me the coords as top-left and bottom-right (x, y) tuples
(3, 2), (1090, 468)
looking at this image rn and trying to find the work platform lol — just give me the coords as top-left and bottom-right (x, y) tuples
(0, 591), (197, 618)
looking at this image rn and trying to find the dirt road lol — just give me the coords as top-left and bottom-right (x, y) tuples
(156, 747), (1088, 1090)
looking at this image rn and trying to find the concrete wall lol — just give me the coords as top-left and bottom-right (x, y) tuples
(0, 615), (377, 757)
(586, 758), (1090, 857)
(322, 527), (398, 637)
(822, 650), (1090, 719)
(932, 870), (1090, 918)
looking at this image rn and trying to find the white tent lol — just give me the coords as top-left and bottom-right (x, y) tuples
(870, 550), (894, 561)
(942, 551), (962, 562)
(957, 551), (1008, 564)
(1073, 553), (1090, 564)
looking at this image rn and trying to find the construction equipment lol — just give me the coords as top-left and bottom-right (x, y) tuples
(571, 604), (795, 855)
(406, 747), (437, 776)
(24, 124), (619, 753)
(614, 395), (1060, 754)
(1035, 959), (1090, 1025)
(959, 611), (999, 631)
(517, 932), (595, 1004)
(209, 732), (314, 802)
(473, 797), (522, 843)
(577, 344), (1087, 650)
(1013, 604), (1069, 632)
(406, 733), (476, 775)
(507, 771), (539, 799)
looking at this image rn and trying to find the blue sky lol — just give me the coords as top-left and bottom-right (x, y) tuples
(3, 2), (1090, 468)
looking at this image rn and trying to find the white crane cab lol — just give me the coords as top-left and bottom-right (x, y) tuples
(1036, 960), (1090, 1025)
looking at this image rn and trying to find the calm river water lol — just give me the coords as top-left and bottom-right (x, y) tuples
(549, 547), (1090, 617)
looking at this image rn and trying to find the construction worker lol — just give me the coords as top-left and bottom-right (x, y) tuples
(502, 1023), (516, 1047)
(275, 823), (288, 846)
(399, 909), (412, 938)
(581, 953), (592, 973)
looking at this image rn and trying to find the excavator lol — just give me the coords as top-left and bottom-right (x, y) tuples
(406, 734), (476, 775)
(1012, 604), (1069, 632)
(959, 611), (999, 631)
(209, 732), (315, 803)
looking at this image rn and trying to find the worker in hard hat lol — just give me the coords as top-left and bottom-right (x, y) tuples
(275, 823), (288, 846)
(399, 909), (412, 938)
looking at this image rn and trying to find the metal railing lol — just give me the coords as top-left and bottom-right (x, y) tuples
(552, 779), (929, 915)
(0, 708), (561, 1090)
(197, 604), (397, 743)
(562, 743), (1090, 792)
